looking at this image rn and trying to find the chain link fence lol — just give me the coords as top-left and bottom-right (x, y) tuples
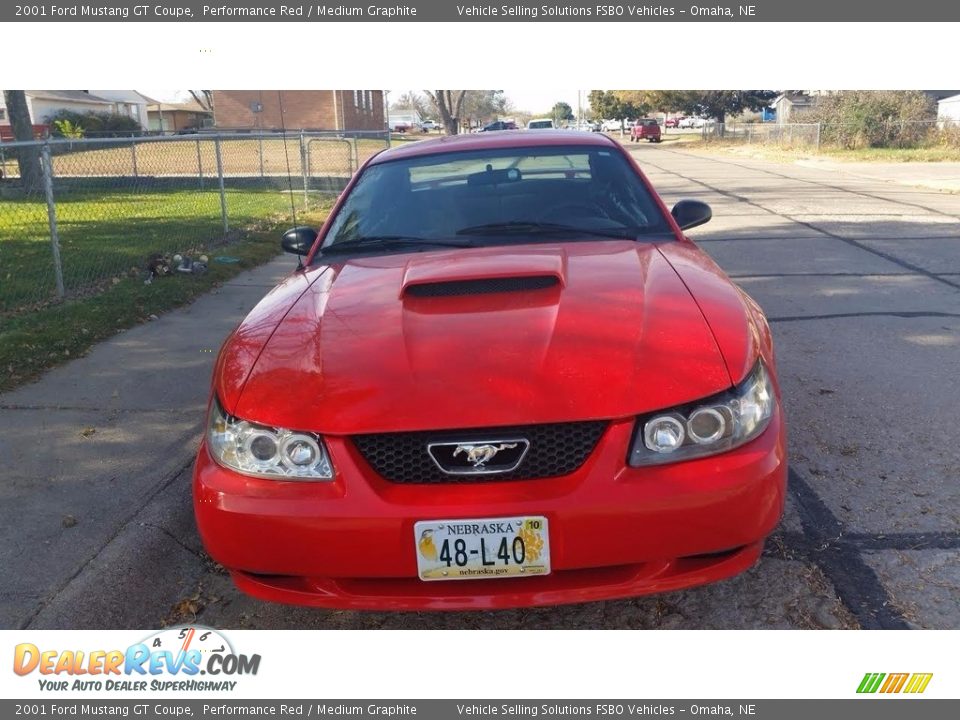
(695, 120), (960, 150)
(0, 131), (390, 315)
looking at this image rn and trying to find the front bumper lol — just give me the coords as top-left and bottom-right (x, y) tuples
(193, 410), (786, 610)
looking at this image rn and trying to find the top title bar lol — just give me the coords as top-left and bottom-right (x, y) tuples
(6, 0), (960, 22)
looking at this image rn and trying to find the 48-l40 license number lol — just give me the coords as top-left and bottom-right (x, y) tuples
(414, 516), (551, 581)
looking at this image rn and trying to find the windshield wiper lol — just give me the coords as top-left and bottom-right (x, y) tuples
(320, 235), (477, 254)
(456, 221), (645, 241)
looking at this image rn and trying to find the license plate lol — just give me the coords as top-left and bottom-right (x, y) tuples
(414, 516), (550, 581)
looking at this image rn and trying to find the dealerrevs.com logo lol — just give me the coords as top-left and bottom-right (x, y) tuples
(13, 626), (260, 692)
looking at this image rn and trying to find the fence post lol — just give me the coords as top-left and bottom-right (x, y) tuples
(130, 138), (138, 178)
(816, 122), (821, 150)
(258, 132), (265, 178)
(196, 139), (204, 189)
(40, 142), (65, 299)
(299, 131), (309, 208)
(214, 135), (228, 234)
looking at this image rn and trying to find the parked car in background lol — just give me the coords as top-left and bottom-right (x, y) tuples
(527, 118), (555, 130)
(577, 120), (601, 132)
(481, 120), (518, 132)
(631, 118), (662, 143)
(679, 117), (708, 129)
(601, 119), (623, 132)
(664, 117), (682, 128)
(420, 120), (439, 132)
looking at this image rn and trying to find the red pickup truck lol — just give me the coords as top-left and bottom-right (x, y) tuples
(630, 118), (662, 143)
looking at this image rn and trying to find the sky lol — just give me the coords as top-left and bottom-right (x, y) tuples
(503, 89), (583, 113)
(142, 89), (586, 115)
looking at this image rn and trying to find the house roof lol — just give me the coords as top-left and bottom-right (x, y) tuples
(935, 93), (960, 104)
(25, 90), (115, 105)
(146, 99), (212, 114)
(773, 92), (813, 106)
(923, 90), (960, 102)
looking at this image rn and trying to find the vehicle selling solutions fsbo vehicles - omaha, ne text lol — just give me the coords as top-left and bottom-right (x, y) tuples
(193, 131), (787, 610)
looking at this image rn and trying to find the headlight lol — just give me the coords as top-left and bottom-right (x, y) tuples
(206, 398), (334, 480)
(628, 361), (775, 466)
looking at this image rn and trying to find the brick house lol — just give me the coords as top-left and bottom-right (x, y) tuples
(211, 91), (384, 132)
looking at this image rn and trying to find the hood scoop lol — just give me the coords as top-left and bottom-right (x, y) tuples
(404, 275), (559, 297)
(399, 249), (568, 299)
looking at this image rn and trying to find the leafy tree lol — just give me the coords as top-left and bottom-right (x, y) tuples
(588, 90), (652, 124)
(650, 90), (777, 123)
(551, 102), (574, 126)
(2, 90), (43, 193)
(588, 90), (616, 119)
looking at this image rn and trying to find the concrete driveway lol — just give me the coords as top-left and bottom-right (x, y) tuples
(2, 146), (958, 630)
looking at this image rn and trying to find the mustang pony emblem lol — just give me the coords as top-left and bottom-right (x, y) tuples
(452, 443), (519, 467)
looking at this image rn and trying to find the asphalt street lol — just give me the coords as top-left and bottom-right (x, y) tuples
(2, 145), (958, 630)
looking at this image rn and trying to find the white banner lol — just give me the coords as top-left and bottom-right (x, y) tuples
(2, 629), (955, 699)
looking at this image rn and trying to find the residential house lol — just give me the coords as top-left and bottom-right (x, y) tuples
(146, 98), (213, 133)
(0, 90), (151, 131)
(88, 90), (152, 130)
(772, 93), (816, 125)
(937, 94), (960, 124)
(211, 91), (385, 132)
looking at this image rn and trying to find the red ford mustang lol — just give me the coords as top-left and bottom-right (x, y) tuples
(194, 131), (786, 610)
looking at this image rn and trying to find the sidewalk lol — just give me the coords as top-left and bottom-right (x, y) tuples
(0, 253), (301, 629)
(795, 159), (960, 193)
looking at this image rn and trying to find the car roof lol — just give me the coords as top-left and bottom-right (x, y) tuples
(369, 130), (617, 165)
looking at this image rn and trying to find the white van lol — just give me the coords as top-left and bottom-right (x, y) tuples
(526, 118), (554, 130)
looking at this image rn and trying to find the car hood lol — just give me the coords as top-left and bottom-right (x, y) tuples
(223, 241), (739, 434)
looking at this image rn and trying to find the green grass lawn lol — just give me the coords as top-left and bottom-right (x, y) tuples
(0, 187), (333, 392)
(0, 185), (319, 313)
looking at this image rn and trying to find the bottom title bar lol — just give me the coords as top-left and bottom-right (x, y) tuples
(2, 700), (956, 720)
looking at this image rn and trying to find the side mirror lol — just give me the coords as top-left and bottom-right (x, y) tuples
(671, 200), (712, 231)
(281, 226), (318, 256)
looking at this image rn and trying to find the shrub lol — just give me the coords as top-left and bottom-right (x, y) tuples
(796, 91), (937, 149)
(46, 110), (141, 138)
(52, 119), (85, 139)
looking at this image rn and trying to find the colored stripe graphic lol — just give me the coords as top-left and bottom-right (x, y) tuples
(857, 673), (885, 693)
(904, 673), (933, 694)
(880, 673), (909, 693)
(857, 672), (932, 694)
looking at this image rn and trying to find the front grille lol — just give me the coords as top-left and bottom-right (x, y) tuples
(352, 421), (607, 484)
(404, 275), (559, 298)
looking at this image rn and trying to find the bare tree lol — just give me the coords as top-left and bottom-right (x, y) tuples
(425, 91), (468, 135)
(188, 90), (214, 112)
(392, 91), (427, 119)
(2, 90), (43, 193)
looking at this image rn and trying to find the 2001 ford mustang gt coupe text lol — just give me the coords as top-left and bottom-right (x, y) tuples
(193, 131), (787, 610)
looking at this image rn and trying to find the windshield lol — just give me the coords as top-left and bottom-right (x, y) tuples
(321, 146), (670, 253)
